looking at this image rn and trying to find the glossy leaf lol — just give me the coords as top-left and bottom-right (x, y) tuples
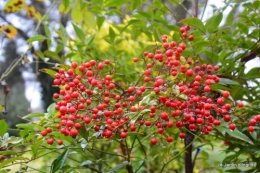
(218, 78), (239, 85)
(0, 120), (8, 137)
(205, 12), (223, 33)
(23, 112), (45, 119)
(179, 18), (205, 33)
(27, 35), (47, 43)
(50, 149), (69, 173)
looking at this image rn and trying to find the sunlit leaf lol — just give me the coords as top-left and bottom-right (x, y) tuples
(71, 3), (83, 24)
(4, 0), (25, 13)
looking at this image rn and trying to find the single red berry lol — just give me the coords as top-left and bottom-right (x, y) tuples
(71, 129), (78, 137)
(238, 102), (244, 107)
(248, 126), (254, 133)
(47, 138), (54, 145)
(74, 123), (81, 129)
(57, 140), (63, 145)
(222, 91), (230, 98)
(223, 115), (231, 122)
(179, 132), (186, 139)
(41, 130), (48, 136)
(188, 35), (194, 41)
(249, 119), (257, 126)
(166, 136), (173, 143)
(150, 138), (157, 145)
(229, 123), (236, 131)
(133, 57), (138, 62)
(98, 62), (104, 69)
(46, 127), (52, 133)
(71, 62), (78, 69)
(120, 132), (127, 139)
(186, 69), (194, 77)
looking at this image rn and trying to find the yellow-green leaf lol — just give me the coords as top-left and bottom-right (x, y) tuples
(180, 18), (205, 33)
(27, 35), (47, 43)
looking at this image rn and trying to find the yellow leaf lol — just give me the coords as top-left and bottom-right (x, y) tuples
(0, 25), (18, 39)
(71, 2), (83, 24)
(58, 3), (70, 14)
(24, 5), (42, 21)
(4, 0), (25, 13)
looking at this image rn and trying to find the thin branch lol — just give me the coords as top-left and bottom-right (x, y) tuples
(200, 0), (208, 20)
(194, 0), (199, 18)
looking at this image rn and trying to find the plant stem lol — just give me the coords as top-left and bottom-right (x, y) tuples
(184, 125), (195, 173)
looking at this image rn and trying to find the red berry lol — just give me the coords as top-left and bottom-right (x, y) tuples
(249, 119), (256, 126)
(188, 35), (194, 41)
(46, 127), (52, 133)
(248, 126), (254, 132)
(57, 140), (63, 145)
(150, 138), (157, 145)
(74, 123), (81, 129)
(133, 57), (138, 62)
(186, 69), (194, 77)
(238, 102), (244, 107)
(71, 62), (78, 69)
(47, 138), (54, 145)
(41, 130), (48, 136)
(229, 123), (236, 131)
(120, 132), (127, 139)
(222, 91), (230, 98)
(71, 129), (78, 137)
(166, 136), (173, 142)
(179, 132), (186, 139)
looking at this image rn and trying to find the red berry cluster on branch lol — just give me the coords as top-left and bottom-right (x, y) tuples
(42, 26), (244, 145)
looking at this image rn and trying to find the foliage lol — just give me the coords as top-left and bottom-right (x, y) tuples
(0, 0), (260, 173)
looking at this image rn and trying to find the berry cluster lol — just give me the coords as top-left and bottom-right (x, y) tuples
(42, 26), (243, 145)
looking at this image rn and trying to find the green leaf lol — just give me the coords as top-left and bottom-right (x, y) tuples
(26, 35), (47, 43)
(44, 24), (52, 48)
(0, 150), (17, 155)
(80, 160), (93, 166)
(23, 112), (45, 119)
(0, 120), (8, 137)
(153, 27), (161, 42)
(83, 12), (96, 29)
(131, 0), (142, 10)
(78, 126), (89, 141)
(72, 23), (85, 42)
(44, 50), (61, 62)
(60, 23), (69, 44)
(34, 50), (45, 61)
(179, 18), (205, 33)
(226, 11), (234, 25)
(86, 34), (95, 46)
(218, 78), (239, 85)
(226, 129), (253, 145)
(108, 161), (130, 173)
(192, 41), (209, 54)
(205, 12), (223, 33)
(241, 67), (260, 79)
(31, 141), (42, 157)
(63, 0), (70, 10)
(0, 157), (29, 169)
(1, 136), (23, 147)
(0, 105), (3, 112)
(71, 4), (83, 24)
(51, 149), (69, 173)
(16, 124), (35, 131)
(39, 68), (57, 78)
(96, 16), (105, 30)
(109, 27), (116, 43)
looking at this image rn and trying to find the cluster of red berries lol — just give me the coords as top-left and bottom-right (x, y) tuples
(42, 26), (244, 146)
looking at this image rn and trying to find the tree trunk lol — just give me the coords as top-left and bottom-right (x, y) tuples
(184, 126), (195, 173)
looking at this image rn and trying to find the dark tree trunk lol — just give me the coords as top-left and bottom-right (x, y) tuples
(184, 125), (195, 173)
